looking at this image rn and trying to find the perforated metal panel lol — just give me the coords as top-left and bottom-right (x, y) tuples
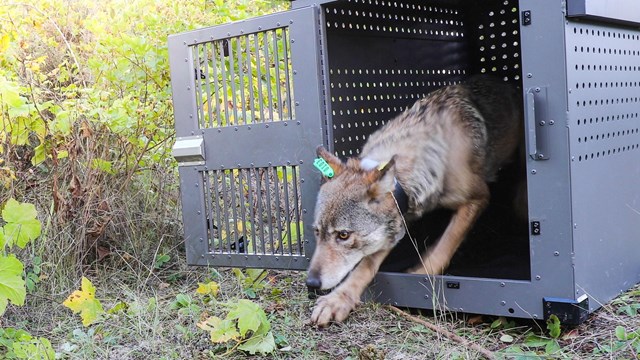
(566, 20), (640, 307)
(323, 0), (522, 157)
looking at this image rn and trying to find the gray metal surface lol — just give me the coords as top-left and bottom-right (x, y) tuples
(567, 0), (640, 27)
(170, 0), (640, 322)
(565, 19), (640, 311)
(169, 6), (325, 269)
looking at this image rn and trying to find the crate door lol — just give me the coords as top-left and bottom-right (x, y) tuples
(169, 7), (324, 269)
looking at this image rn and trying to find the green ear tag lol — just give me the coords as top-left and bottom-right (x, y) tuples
(313, 158), (334, 178)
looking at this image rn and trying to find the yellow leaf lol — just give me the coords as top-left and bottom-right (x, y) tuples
(195, 281), (219, 298)
(0, 34), (9, 53)
(63, 277), (105, 326)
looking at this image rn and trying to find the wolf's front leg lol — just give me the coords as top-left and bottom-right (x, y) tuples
(310, 248), (391, 327)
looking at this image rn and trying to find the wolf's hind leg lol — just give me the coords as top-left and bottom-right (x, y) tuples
(410, 193), (488, 275)
(311, 248), (391, 327)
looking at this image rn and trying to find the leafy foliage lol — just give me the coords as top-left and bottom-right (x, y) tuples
(0, 256), (25, 316)
(198, 299), (276, 355)
(0, 328), (55, 360)
(62, 277), (105, 326)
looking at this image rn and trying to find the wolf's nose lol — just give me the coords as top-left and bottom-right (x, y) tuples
(306, 276), (322, 290)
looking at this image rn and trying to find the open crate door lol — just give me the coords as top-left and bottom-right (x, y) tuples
(168, 7), (324, 270)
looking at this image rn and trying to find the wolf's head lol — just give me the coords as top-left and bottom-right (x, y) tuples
(306, 147), (406, 291)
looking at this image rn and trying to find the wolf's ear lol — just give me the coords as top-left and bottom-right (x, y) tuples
(366, 156), (397, 198)
(316, 146), (344, 178)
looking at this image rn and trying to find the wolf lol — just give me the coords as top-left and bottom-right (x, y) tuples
(306, 76), (522, 327)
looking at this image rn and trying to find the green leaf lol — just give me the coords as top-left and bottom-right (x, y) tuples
(91, 159), (114, 174)
(546, 314), (561, 339)
(1, 199), (41, 248)
(62, 277), (105, 326)
(198, 316), (240, 343)
(31, 143), (47, 166)
(545, 340), (561, 354)
(12, 336), (55, 360)
(227, 299), (268, 336)
(523, 334), (550, 348)
(238, 328), (276, 355)
(500, 334), (514, 343)
(615, 326), (627, 341)
(0, 255), (26, 315)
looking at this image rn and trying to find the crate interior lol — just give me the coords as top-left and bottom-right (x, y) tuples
(323, 0), (530, 280)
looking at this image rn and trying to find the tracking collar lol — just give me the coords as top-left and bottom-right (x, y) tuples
(392, 180), (410, 215)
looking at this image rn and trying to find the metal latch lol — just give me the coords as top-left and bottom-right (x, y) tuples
(172, 135), (205, 166)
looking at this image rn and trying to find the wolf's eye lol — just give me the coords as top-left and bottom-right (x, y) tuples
(337, 230), (351, 241)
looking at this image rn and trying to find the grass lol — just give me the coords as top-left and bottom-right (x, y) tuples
(5, 248), (640, 359)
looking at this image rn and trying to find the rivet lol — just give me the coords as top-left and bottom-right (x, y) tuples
(268, 162), (272, 166)
(554, 251), (560, 256)
(527, 73), (533, 78)
(500, 282), (506, 287)
(187, 86), (191, 90)
(183, 41), (187, 45)
(189, 114), (193, 118)
(535, 275), (541, 280)
(248, 126), (251, 130)
(287, 161), (291, 165)
(301, 178), (305, 183)
(303, 209), (307, 213)
(424, 295), (429, 299)
(197, 210), (201, 214)
(217, 129), (222, 133)
(201, 254), (205, 258)
(184, 58), (188, 62)
(291, 39), (295, 43)
(277, 22), (281, 26)
(293, 70), (297, 75)
(250, 163), (254, 167)
(275, 257), (279, 261)
(299, 160), (304, 164)
(245, 256), (248, 259)
(234, 127), (239, 131)
(237, 164), (241, 167)
(297, 121), (301, 125)
(284, 122), (288, 126)
(574, 223), (578, 229)
(539, 120), (545, 126)
(501, 301), (506, 306)
(533, 314), (538, 319)
(531, 169), (537, 174)
(266, 124), (270, 128)
(394, 302), (398, 306)
(258, 26), (262, 30)
(195, 184), (199, 188)
(538, 154), (544, 159)
(535, 87), (541, 92)
(227, 32), (231, 36)
(295, 102), (300, 106)
(290, 20), (294, 24)
(549, 120), (555, 125)
(199, 238), (204, 242)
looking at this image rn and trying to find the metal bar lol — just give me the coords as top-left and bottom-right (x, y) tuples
(211, 42), (222, 127)
(211, 171), (224, 253)
(228, 38), (239, 125)
(246, 168), (257, 255)
(194, 45), (206, 128)
(256, 169), (266, 254)
(255, 33), (266, 123)
(272, 166), (284, 255)
(282, 166), (293, 255)
(291, 166), (302, 255)
(219, 170), (232, 253)
(203, 42), (215, 128)
(229, 169), (240, 253)
(246, 34), (256, 124)
(203, 171), (215, 252)
(238, 169), (249, 253)
(282, 27), (293, 121)
(237, 36), (247, 125)
(219, 41), (231, 126)
(272, 29), (284, 122)
(264, 167), (275, 254)
(264, 30), (275, 122)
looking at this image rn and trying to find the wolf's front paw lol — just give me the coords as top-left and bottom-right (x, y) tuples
(310, 290), (359, 327)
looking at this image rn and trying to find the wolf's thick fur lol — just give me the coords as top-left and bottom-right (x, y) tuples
(307, 76), (522, 326)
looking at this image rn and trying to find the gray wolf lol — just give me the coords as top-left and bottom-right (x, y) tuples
(306, 76), (522, 326)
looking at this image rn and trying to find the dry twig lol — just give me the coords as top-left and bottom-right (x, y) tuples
(386, 305), (496, 360)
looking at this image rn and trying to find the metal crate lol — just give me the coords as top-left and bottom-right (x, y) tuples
(169, 0), (640, 323)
